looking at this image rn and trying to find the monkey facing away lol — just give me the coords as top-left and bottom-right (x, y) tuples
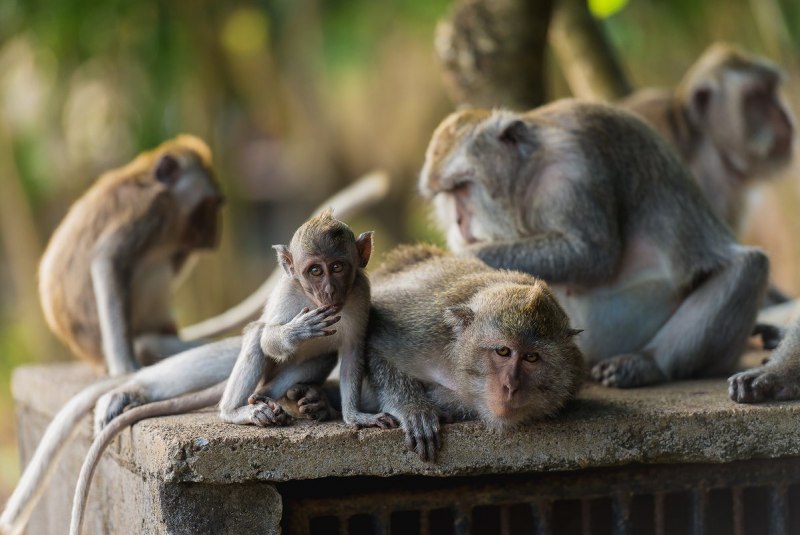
(364, 245), (584, 462)
(420, 99), (769, 390)
(620, 43), (795, 236)
(1, 177), (391, 535)
(38, 134), (224, 376)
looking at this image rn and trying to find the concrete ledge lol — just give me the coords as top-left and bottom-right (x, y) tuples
(10, 359), (800, 533)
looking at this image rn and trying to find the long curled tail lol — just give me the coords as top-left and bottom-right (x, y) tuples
(69, 381), (226, 535)
(0, 375), (128, 535)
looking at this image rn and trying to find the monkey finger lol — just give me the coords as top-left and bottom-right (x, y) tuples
(404, 429), (417, 453)
(376, 413), (400, 429)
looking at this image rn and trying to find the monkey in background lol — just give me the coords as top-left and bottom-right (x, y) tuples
(421, 100), (768, 389)
(39, 135), (224, 376)
(621, 43), (794, 235)
(364, 245), (584, 462)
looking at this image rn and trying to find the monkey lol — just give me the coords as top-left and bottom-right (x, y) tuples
(620, 43), (794, 235)
(419, 99), (769, 391)
(38, 134), (224, 377)
(363, 244), (585, 462)
(729, 315), (800, 403)
(1, 177), (391, 535)
(620, 43), (795, 309)
(217, 208), (395, 429)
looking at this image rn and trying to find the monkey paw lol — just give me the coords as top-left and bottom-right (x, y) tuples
(728, 367), (800, 403)
(401, 410), (441, 463)
(245, 395), (292, 426)
(94, 389), (147, 435)
(590, 354), (666, 388)
(285, 384), (338, 421)
(344, 411), (399, 430)
(282, 305), (341, 345)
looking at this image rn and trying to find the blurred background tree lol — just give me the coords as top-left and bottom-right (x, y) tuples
(2, 0), (800, 502)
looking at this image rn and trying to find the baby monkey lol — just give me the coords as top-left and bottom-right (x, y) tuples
(220, 208), (395, 428)
(39, 135), (224, 376)
(365, 245), (585, 461)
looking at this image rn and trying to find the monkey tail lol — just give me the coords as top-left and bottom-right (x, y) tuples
(69, 381), (226, 535)
(0, 375), (128, 535)
(179, 169), (391, 341)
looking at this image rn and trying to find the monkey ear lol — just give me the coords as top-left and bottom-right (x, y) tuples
(355, 231), (373, 268)
(567, 328), (584, 337)
(154, 154), (181, 185)
(445, 305), (475, 334)
(498, 120), (535, 157)
(272, 245), (295, 277)
(688, 83), (714, 126)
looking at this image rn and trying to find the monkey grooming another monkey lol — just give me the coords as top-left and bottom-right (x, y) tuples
(39, 135), (224, 376)
(420, 100), (769, 389)
(2, 177), (391, 535)
(364, 245), (584, 462)
(620, 43), (795, 236)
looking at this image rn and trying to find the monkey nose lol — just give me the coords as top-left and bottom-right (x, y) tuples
(503, 381), (519, 400)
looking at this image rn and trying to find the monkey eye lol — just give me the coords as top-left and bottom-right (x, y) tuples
(524, 352), (541, 363)
(331, 262), (344, 273)
(495, 346), (511, 357)
(308, 265), (323, 277)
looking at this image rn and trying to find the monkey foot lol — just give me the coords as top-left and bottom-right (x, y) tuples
(94, 389), (147, 435)
(344, 411), (399, 430)
(285, 384), (338, 421)
(590, 354), (666, 388)
(245, 395), (292, 426)
(402, 410), (441, 463)
(728, 367), (800, 403)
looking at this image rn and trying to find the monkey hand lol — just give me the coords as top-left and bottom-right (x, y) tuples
(277, 306), (341, 348)
(285, 384), (339, 421)
(94, 388), (147, 435)
(342, 410), (399, 430)
(399, 408), (441, 463)
(728, 366), (800, 403)
(245, 394), (293, 426)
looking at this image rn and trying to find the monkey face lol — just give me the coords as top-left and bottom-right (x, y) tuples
(295, 254), (356, 308)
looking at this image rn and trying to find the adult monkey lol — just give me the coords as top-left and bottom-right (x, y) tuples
(620, 43), (795, 236)
(0, 173), (390, 535)
(365, 245), (584, 462)
(420, 100), (769, 388)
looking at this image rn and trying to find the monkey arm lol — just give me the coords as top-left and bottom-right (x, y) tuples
(90, 205), (170, 376)
(338, 341), (397, 429)
(468, 227), (621, 284)
(370, 355), (441, 461)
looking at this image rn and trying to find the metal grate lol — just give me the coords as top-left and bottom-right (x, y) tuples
(280, 457), (800, 535)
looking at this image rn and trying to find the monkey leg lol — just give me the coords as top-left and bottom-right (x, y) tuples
(730, 316), (800, 403)
(94, 336), (242, 433)
(592, 247), (768, 388)
(370, 355), (441, 462)
(250, 354), (339, 421)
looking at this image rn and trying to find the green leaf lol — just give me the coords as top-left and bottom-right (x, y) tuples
(588, 0), (629, 19)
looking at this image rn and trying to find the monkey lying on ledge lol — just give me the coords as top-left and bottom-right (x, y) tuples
(420, 99), (769, 390)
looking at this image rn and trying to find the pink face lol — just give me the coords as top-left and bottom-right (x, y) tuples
(483, 341), (544, 419)
(296, 253), (356, 308)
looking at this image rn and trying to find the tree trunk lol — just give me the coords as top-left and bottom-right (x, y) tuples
(435, 0), (555, 110)
(549, 0), (631, 101)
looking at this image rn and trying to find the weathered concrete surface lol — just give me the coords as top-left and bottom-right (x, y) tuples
(9, 357), (800, 533)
